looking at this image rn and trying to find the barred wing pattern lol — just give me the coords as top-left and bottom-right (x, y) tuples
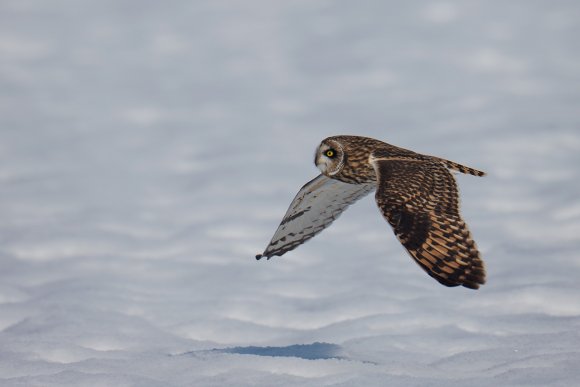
(256, 174), (375, 259)
(371, 156), (486, 289)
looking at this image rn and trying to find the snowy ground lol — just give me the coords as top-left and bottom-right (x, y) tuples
(1, 1), (580, 386)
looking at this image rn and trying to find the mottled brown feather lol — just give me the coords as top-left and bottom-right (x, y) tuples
(371, 156), (486, 289)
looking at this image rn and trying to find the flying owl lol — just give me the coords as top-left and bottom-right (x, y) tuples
(256, 135), (486, 289)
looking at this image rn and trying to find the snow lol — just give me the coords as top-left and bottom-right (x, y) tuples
(1, 0), (580, 386)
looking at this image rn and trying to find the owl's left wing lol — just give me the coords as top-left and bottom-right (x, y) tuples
(256, 174), (375, 259)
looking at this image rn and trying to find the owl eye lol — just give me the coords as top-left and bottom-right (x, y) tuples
(325, 149), (336, 158)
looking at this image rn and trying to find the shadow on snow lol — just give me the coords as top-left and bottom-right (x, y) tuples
(182, 342), (345, 360)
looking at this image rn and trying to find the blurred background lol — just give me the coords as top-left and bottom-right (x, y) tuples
(1, 1), (579, 385)
(2, 0), (578, 252)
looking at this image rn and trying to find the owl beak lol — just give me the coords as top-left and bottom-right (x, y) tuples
(315, 155), (328, 174)
(314, 150), (322, 169)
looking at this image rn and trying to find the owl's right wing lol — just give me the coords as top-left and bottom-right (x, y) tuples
(370, 155), (486, 289)
(256, 174), (375, 259)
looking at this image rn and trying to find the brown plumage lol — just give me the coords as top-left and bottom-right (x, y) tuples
(257, 135), (486, 289)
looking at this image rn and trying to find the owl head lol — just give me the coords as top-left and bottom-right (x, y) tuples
(314, 136), (381, 184)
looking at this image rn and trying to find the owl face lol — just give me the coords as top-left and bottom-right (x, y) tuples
(315, 139), (344, 176)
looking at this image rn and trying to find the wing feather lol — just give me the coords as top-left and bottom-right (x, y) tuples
(371, 156), (486, 289)
(256, 174), (375, 259)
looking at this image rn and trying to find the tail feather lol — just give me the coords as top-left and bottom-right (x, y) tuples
(436, 158), (486, 177)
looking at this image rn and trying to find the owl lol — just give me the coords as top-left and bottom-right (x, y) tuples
(256, 135), (486, 289)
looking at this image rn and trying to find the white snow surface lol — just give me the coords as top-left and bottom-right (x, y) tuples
(1, 1), (580, 386)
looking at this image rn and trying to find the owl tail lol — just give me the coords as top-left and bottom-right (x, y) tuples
(436, 158), (486, 177)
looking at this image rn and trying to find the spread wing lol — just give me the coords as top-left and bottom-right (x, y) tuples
(371, 156), (486, 289)
(256, 174), (375, 259)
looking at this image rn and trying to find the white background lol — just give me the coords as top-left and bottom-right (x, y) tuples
(1, 1), (579, 386)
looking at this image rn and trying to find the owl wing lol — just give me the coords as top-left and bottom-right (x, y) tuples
(256, 174), (375, 259)
(370, 155), (485, 289)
